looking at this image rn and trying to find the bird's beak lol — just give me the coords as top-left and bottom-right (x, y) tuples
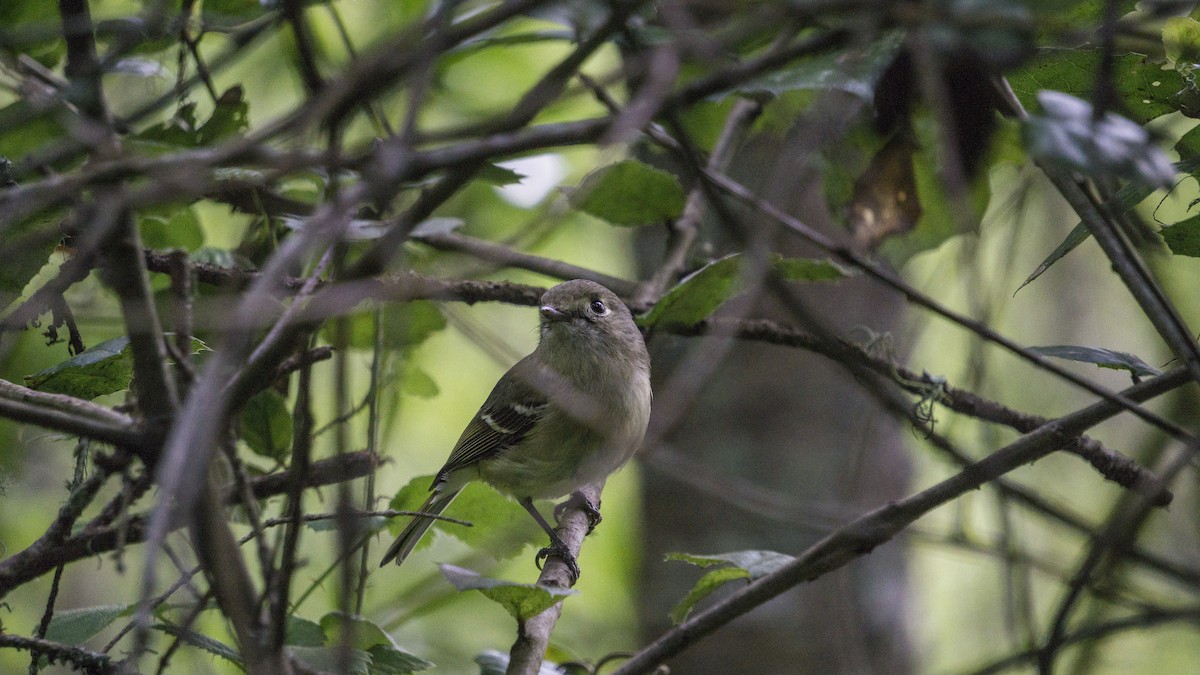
(540, 305), (570, 322)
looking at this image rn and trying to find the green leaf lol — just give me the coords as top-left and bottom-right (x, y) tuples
(439, 564), (576, 621)
(138, 205), (204, 252)
(729, 31), (905, 101)
(772, 255), (853, 282)
(153, 623), (242, 666)
(313, 613), (432, 674)
(1164, 17), (1200, 66)
(24, 334), (209, 399)
(667, 550), (793, 578)
(0, 100), (70, 163)
(569, 160), (686, 227)
(387, 478), (537, 560)
(288, 645), (372, 675)
(203, 0), (268, 17)
(284, 616), (326, 648)
(1015, 167), (1193, 292)
(1029, 345), (1162, 378)
(0, 3), (64, 68)
(0, 231), (59, 316)
(640, 254), (849, 328)
(368, 644), (436, 674)
(669, 567), (749, 624)
(476, 163), (526, 186)
(666, 550), (793, 623)
(639, 254), (742, 329)
(399, 361), (439, 399)
(1015, 222), (1092, 292)
(239, 390), (293, 461)
(44, 604), (131, 645)
(1007, 50), (1187, 125)
(134, 88), (249, 150)
(332, 301), (448, 351)
(1160, 214), (1200, 257)
(318, 612), (395, 651)
(25, 336), (133, 399)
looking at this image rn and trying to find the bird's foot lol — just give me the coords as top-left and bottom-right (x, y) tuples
(535, 540), (580, 583)
(554, 492), (602, 534)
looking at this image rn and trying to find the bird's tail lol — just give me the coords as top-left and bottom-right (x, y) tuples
(379, 489), (461, 567)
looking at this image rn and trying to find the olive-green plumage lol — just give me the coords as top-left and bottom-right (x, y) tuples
(380, 280), (652, 577)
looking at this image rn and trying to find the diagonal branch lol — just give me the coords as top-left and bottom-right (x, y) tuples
(611, 368), (1186, 674)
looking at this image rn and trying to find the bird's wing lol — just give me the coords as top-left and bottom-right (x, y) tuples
(432, 373), (548, 487)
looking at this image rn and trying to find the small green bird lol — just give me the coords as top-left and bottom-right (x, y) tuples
(379, 279), (652, 580)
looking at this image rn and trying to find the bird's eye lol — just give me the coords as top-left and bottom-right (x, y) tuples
(589, 299), (607, 315)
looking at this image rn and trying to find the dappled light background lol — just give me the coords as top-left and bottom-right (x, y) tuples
(3, 1), (1200, 674)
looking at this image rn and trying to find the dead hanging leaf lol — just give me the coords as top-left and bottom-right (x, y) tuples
(848, 130), (921, 250)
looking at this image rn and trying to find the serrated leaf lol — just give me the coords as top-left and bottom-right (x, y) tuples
(1030, 345), (1162, 378)
(285, 616), (327, 647)
(239, 389), (292, 461)
(153, 623), (242, 666)
(1160, 214), (1200, 257)
(569, 160), (685, 227)
(25, 336), (133, 398)
(439, 564), (576, 621)
(288, 645), (372, 675)
(368, 645), (436, 674)
(669, 567), (749, 624)
(23, 334), (208, 399)
(44, 604), (131, 645)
